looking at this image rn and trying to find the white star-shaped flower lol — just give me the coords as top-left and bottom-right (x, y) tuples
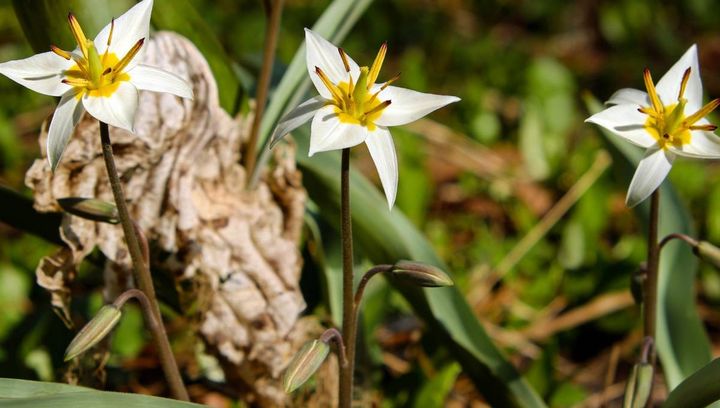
(586, 45), (720, 207)
(0, 0), (193, 170)
(270, 29), (460, 208)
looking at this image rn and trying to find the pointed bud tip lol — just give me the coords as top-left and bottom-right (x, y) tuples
(64, 305), (122, 361)
(283, 339), (330, 393)
(391, 260), (454, 287)
(696, 241), (720, 270)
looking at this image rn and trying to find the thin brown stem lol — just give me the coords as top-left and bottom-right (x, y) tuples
(99, 122), (189, 401)
(354, 265), (394, 309)
(659, 232), (698, 251)
(644, 191), (660, 371)
(243, 0), (285, 177)
(339, 148), (354, 408)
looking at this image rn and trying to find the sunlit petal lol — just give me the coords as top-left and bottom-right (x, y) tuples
(95, 0), (153, 70)
(47, 91), (85, 171)
(82, 81), (138, 132)
(365, 126), (398, 209)
(606, 88), (648, 106)
(309, 105), (367, 155)
(585, 104), (656, 148)
(656, 44), (702, 112)
(374, 86), (459, 127)
(129, 64), (193, 99)
(0, 52), (74, 96)
(305, 28), (360, 99)
(626, 148), (674, 208)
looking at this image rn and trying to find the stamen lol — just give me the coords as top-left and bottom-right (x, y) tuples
(638, 106), (660, 118)
(315, 66), (345, 104)
(112, 38), (145, 76)
(365, 100), (391, 116)
(380, 72), (400, 91)
(102, 67), (113, 76)
(50, 45), (72, 60)
(643, 68), (663, 114)
(68, 13), (89, 58)
(103, 18), (116, 63)
(62, 77), (90, 87)
(689, 124), (718, 131)
(684, 98), (720, 126)
(678, 67), (691, 101)
(338, 48), (351, 73)
(368, 42), (387, 88)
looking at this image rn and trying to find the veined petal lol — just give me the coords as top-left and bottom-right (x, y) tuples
(374, 86), (460, 127)
(0, 52), (74, 96)
(585, 104), (656, 148)
(309, 105), (367, 155)
(626, 148), (674, 208)
(606, 88), (648, 106)
(365, 127), (398, 209)
(95, 0), (153, 70)
(305, 28), (360, 99)
(269, 96), (325, 148)
(47, 91), (85, 171)
(81, 81), (138, 132)
(656, 44), (702, 112)
(129, 64), (193, 99)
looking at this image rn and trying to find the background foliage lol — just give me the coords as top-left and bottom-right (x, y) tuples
(2, 0), (720, 406)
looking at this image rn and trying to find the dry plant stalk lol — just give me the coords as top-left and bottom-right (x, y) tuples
(25, 32), (311, 405)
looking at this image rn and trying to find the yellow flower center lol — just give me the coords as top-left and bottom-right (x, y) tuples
(640, 67), (719, 150)
(315, 43), (398, 131)
(51, 14), (144, 99)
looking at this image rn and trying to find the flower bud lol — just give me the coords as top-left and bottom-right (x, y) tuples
(391, 260), (454, 287)
(283, 339), (330, 393)
(695, 241), (720, 270)
(64, 305), (122, 361)
(623, 362), (653, 408)
(58, 197), (119, 224)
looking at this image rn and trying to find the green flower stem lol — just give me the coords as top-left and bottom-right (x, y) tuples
(99, 121), (189, 401)
(243, 0), (285, 177)
(339, 147), (354, 408)
(644, 190), (660, 364)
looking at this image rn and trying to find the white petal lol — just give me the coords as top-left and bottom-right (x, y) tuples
(374, 86), (460, 127)
(626, 148), (675, 208)
(47, 92), (85, 171)
(309, 105), (367, 155)
(81, 81), (138, 132)
(606, 88), (648, 106)
(0, 52), (73, 96)
(95, 0), (153, 70)
(305, 28), (359, 99)
(656, 44), (702, 112)
(129, 64), (193, 99)
(269, 96), (325, 148)
(676, 124), (720, 158)
(585, 104), (656, 148)
(365, 127), (398, 209)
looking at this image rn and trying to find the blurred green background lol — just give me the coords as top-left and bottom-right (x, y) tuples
(2, 0), (720, 406)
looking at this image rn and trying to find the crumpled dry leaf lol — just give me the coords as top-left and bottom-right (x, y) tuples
(25, 32), (308, 405)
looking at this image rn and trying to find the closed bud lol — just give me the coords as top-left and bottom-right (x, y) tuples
(623, 362), (653, 408)
(58, 197), (119, 224)
(695, 241), (720, 270)
(391, 260), (454, 287)
(64, 305), (122, 361)
(283, 339), (330, 393)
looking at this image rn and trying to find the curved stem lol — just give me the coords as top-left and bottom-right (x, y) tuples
(339, 148), (354, 408)
(99, 122), (189, 401)
(659, 232), (698, 251)
(320, 327), (348, 368)
(354, 265), (394, 309)
(243, 0), (285, 177)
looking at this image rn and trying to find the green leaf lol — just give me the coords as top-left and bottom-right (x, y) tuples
(294, 130), (545, 408)
(413, 363), (462, 408)
(251, 0), (376, 186)
(584, 95), (712, 389)
(151, 0), (241, 113)
(0, 378), (205, 407)
(663, 358), (720, 408)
